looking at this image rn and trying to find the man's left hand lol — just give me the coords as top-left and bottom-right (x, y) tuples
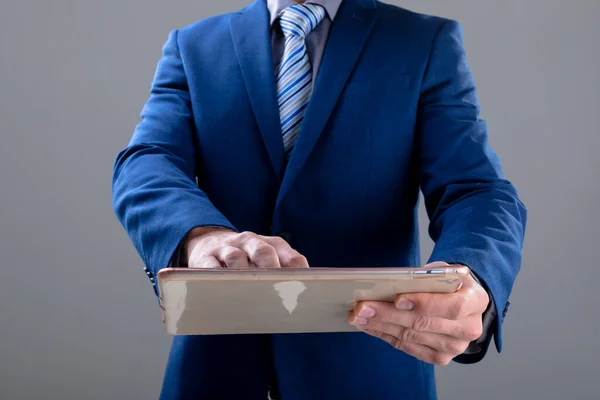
(348, 262), (490, 366)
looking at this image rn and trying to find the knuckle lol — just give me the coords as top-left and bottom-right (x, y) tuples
(223, 248), (244, 263)
(372, 330), (384, 339)
(469, 286), (488, 310)
(254, 243), (277, 259)
(482, 289), (490, 304)
(237, 231), (256, 242)
(472, 280), (488, 297)
(290, 254), (308, 264)
(423, 353), (438, 365)
(466, 324), (484, 341)
(399, 327), (415, 343)
(412, 315), (430, 332)
(433, 353), (453, 366)
(272, 236), (289, 246)
(391, 337), (406, 351)
(478, 290), (490, 311)
(288, 254), (308, 266)
(448, 340), (468, 355)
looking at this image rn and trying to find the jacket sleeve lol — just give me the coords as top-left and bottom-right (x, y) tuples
(416, 20), (527, 362)
(112, 30), (237, 293)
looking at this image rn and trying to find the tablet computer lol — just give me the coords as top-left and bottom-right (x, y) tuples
(157, 266), (469, 336)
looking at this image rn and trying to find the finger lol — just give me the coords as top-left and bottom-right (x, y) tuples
(363, 329), (455, 366)
(260, 236), (309, 268)
(395, 287), (488, 320)
(215, 246), (250, 269)
(355, 302), (482, 341)
(350, 312), (470, 355)
(239, 238), (281, 268)
(188, 255), (222, 269)
(394, 292), (477, 320)
(396, 273), (488, 320)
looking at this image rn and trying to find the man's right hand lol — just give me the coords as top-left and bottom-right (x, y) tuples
(184, 227), (309, 269)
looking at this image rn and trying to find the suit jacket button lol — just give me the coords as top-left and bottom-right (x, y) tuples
(278, 232), (292, 243)
(502, 301), (511, 320)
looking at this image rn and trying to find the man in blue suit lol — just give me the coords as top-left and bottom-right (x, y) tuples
(112, 0), (527, 398)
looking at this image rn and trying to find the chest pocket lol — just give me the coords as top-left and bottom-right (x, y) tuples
(343, 73), (412, 97)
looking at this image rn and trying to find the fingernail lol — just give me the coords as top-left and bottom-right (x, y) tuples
(358, 306), (376, 318)
(353, 317), (369, 326)
(396, 298), (414, 310)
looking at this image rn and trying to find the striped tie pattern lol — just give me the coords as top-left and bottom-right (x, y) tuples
(276, 4), (326, 156)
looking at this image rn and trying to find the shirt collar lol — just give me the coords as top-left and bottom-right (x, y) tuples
(266, 0), (343, 26)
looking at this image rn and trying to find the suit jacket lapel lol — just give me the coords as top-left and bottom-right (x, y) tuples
(277, 0), (377, 204)
(230, 0), (285, 183)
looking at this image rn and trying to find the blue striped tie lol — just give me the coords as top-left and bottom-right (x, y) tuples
(276, 4), (326, 157)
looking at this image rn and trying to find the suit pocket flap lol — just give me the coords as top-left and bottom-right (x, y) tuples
(343, 73), (412, 96)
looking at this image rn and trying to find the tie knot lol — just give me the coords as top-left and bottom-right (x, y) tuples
(279, 4), (326, 39)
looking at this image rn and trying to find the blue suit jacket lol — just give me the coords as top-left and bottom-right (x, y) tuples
(112, 0), (527, 398)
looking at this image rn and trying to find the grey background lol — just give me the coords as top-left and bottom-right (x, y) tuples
(0, 0), (598, 399)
